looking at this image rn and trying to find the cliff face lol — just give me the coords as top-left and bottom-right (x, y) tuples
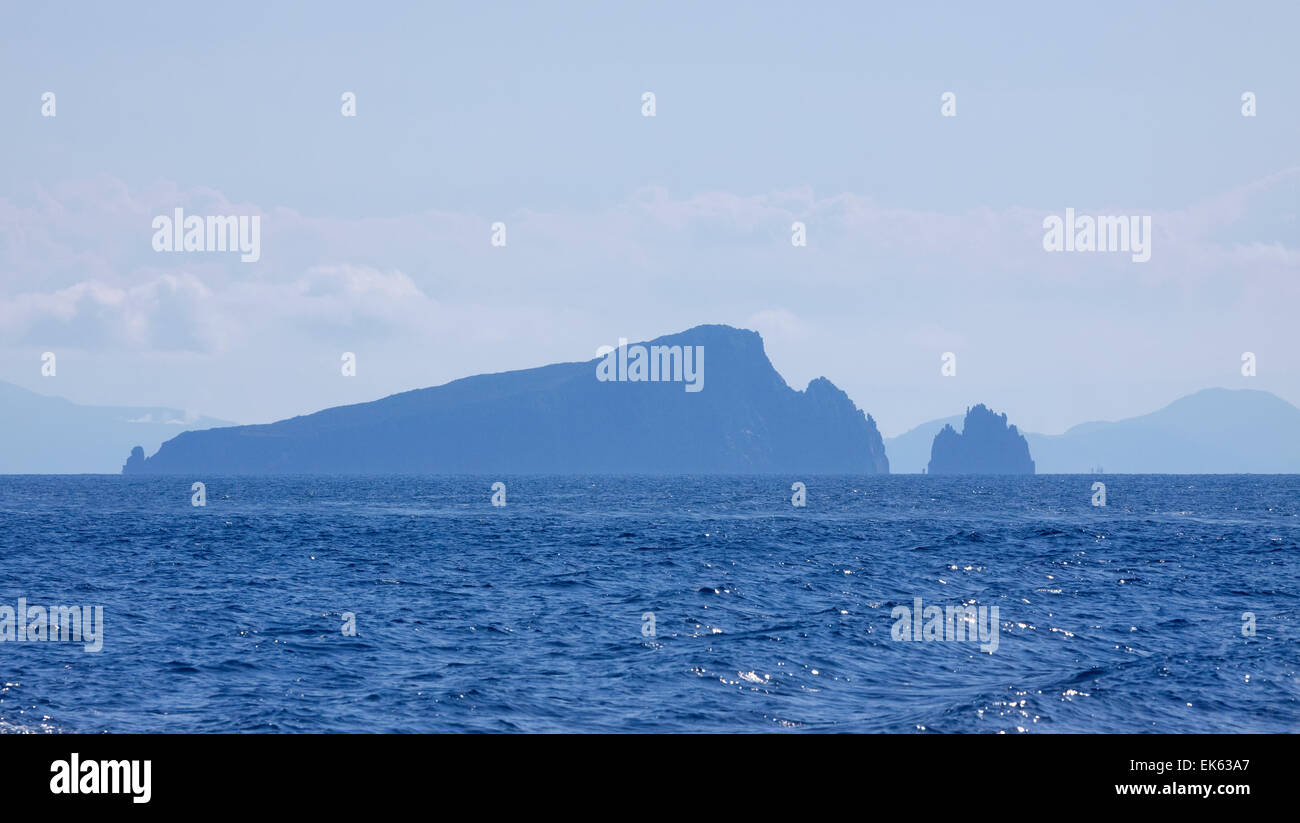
(123, 324), (890, 475)
(927, 404), (1035, 475)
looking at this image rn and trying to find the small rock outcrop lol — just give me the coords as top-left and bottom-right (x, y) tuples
(122, 445), (146, 474)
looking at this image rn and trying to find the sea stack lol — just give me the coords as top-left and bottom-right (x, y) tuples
(122, 445), (146, 474)
(927, 404), (1035, 475)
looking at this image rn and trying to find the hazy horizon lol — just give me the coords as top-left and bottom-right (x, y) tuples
(3, 343), (1292, 440)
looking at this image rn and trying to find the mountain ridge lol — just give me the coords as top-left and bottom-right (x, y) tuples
(1025, 387), (1300, 473)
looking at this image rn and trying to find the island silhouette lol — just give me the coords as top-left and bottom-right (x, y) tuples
(0, 327), (1288, 476)
(926, 404), (1036, 475)
(122, 325), (891, 475)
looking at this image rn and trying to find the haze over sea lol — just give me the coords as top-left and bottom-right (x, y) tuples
(1, 475), (1295, 733)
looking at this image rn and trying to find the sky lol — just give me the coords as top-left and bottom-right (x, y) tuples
(1, 1), (1296, 436)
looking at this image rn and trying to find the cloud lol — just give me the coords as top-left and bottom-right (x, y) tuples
(0, 264), (452, 354)
(744, 308), (811, 342)
(4, 170), (1295, 300)
(1, 173), (1295, 428)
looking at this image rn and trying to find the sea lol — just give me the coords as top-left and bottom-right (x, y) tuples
(0, 475), (1295, 733)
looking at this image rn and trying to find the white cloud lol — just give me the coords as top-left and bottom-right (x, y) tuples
(1, 173), (1295, 430)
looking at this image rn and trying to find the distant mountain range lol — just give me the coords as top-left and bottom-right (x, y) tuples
(1025, 388), (1300, 473)
(0, 380), (231, 474)
(886, 388), (1300, 473)
(123, 325), (891, 475)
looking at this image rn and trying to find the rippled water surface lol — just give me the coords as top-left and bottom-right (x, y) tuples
(0, 475), (1296, 732)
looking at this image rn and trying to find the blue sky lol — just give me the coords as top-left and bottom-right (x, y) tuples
(1, 1), (1296, 435)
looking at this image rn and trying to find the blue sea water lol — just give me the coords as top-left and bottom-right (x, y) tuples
(0, 475), (1295, 733)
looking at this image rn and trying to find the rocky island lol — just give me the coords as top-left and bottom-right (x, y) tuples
(123, 325), (890, 475)
(927, 404), (1035, 475)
